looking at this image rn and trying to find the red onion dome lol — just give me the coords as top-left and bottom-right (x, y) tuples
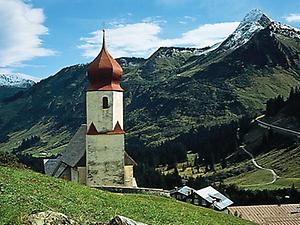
(87, 30), (123, 91)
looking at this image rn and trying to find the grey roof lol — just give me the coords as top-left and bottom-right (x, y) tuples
(43, 157), (66, 177)
(124, 151), (137, 166)
(195, 186), (233, 210)
(170, 186), (195, 196)
(60, 124), (86, 167)
(44, 124), (86, 178)
(43, 159), (60, 176)
(53, 161), (68, 177)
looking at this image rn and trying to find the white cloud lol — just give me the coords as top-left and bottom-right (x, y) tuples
(284, 13), (300, 23)
(0, 0), (55, 70)
(178, 16), (197, 25)
(166, 22), (239, 47)
(142, 16), (167, 24)
(79, 23), (162, 58)
(79, 21), (239, 58)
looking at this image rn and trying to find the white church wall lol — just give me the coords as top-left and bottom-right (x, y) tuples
(86, 91), (113, 132)
(86, 133), (125, 187)
(124, 165), (134, 187)
(113, 91), (123, 129)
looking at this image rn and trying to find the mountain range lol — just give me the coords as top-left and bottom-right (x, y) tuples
(0, 73), (37, 88)
(0, 9), (300, 157)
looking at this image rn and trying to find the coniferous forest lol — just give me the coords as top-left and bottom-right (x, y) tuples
(266, 87), (300, 119)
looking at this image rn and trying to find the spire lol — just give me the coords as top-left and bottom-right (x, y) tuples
(87, 29), (124, 91)
(102, 29), (106, 49)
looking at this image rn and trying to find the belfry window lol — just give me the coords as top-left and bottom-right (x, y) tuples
(103, 96), (109, 109)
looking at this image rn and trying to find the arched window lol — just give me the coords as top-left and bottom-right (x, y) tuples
(102, 96), (109, 109)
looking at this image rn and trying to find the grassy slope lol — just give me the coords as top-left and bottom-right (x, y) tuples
(0, 166), (256, 225)
(161, 124), (300, 191)
(224, 146), (300, 190)
(0, 120), (72, 157)
(222, 121), (300, 190)
(234, 69), (300, 110)
(226, 120), (300, 189)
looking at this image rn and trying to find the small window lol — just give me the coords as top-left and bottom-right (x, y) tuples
(102, 96), (109, 109)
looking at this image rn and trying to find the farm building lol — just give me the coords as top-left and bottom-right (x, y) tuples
(171, 185), (233, 211)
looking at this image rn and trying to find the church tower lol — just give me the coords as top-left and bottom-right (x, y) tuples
(86, 30), (125, 187)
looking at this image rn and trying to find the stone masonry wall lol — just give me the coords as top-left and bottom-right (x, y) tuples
(86, 134), (125, 187)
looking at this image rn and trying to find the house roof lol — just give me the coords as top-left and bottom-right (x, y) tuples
(170, 186), (195, 196)
(60, 124), (86, 167)
(228, 204), (300, 225)
(43, 157), (67, 177)
(195, 186), (233, 210)
(124, 151), (137, 166)
(53, 161), (68, 177)
(44, 125), (86, 177)
(43, 158), (60, 176)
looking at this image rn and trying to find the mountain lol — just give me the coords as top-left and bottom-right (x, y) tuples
(0, 74), (38, 107)
(221, 9), (272, 50)
(0, 9), (300, 157)
(0, 73), (38, 88)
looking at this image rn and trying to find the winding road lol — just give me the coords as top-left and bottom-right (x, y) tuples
(237, 115), (296, 186)
(240, 145), (279, 186)
(256, 118), (300, 138)
(237, 116), (299, 186)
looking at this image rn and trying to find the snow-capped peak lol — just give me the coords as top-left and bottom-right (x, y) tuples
(0, 73), (39, 88)
(221, 9), (272, 49)
(239, 9), (271, 28)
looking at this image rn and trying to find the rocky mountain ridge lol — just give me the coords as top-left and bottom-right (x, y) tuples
(0, 73), (38, 88)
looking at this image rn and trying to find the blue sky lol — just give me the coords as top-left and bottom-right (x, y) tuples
(0, 0), (300, 79)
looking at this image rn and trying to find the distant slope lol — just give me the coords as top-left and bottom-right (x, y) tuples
(223, 124), (300, 190)
(0, 86), (24, 102)
(166, 123), (300, 190)
(0, 165), (256, 225)
(222, 90), (300, 190)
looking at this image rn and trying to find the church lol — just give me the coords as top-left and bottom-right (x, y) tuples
(44, 30), (137, 188)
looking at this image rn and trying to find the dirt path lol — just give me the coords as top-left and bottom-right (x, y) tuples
(240, 145), (279, 186)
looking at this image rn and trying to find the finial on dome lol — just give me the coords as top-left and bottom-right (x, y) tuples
(102, 29), (106, 49)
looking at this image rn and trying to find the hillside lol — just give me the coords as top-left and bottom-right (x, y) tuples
(0, 165), (256, 225)
(173, 90), (300, 189)
(0, 86), (24, 102)
(1, 9), (300, 157)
